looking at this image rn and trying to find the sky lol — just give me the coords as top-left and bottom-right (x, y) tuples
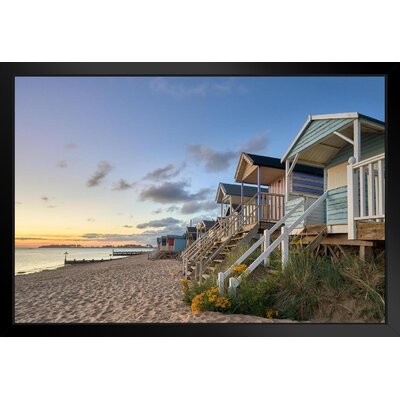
(15, 76), (384, 247)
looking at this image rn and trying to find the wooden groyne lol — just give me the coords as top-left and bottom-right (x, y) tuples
(64, 258), (113, 265)
(112, 250), (145, 256)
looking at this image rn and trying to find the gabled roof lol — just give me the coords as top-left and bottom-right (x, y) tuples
(215, 182), (268, 203)
(234, 152), (323, 185)
(245, 153), (323, 176)
(186, 226), (197, 234)
(281, 112), (384, 163)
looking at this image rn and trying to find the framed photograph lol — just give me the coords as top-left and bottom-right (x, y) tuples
(1, 63), (399, 336)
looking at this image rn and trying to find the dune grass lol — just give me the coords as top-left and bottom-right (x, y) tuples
(182, 249), (385, 322)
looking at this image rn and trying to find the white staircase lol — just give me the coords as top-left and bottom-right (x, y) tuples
(217, 191), (328, 295)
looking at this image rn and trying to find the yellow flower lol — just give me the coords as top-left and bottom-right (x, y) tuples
(233, 264), (247, 274)
(180, 279), (189, 286)
(265, 308), (279, 319)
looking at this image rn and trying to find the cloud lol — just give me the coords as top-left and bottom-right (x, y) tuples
(41, 196), (49, 201)
(180, 200), (219, 215)
(46, 205), (56, 209)
(139, 181), (211, 204)
(87, 161), (113, 187)
(87, 218), (95, 222)
(187, 134), (269, 172)
(143, 164), (181, 181)
(65, 143), (77, 150)
(240, 134), (269, 153)
(188, 144), (236, 172)
(152, 205), (180, 214)
(149, 78), (246, 99)
(57, 160), (68, 168)
(112, 179), (136, 191)
(136, 217), (182, 229)
(15, 201), (22, 205)
(123, 225), (133, 228)
(16, 237), (51, 241)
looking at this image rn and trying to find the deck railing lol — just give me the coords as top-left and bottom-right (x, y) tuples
(182, 191), (286, 279)
(347, 153), (385, 239)
(224, 191), (328, 296)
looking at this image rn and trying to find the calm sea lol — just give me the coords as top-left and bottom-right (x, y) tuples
(15, 247), (153, 275)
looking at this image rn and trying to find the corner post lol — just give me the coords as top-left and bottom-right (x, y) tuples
(240, 182), (244, 224)
(217, 272), (225, 295)
(263, 229), (270, 267)
(228, 277), (239, 299)
(281, 226), (289, 268)
(257, 166), (261, 222)
(347, 156), (357, 240)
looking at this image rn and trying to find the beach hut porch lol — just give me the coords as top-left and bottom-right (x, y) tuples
(282, 113), (385, 242)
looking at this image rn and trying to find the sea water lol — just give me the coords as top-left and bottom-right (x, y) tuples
(15, 247), (153, 275)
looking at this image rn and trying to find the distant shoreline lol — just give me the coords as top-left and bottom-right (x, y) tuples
(16, 245), (154, 249)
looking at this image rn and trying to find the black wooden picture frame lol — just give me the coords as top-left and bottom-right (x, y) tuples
(1, 62), (399, 336)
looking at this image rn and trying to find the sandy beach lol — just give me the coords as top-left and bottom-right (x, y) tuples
(15, 253), (294, 323)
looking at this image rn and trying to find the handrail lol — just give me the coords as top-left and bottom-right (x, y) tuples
(217, 198), (304, 292)
(351, 153), (384, 169)
(225, 191), (328, 295)
(199, 205), (259, 277)
(184, 190), (283, 278)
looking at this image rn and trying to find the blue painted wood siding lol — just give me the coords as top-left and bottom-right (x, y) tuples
(287, 118), (354, 159)
(291, 171), (324, 196)
(285, 194), (326, 229)
(327, 132), (385, 168)
(326, 186), (348, 225)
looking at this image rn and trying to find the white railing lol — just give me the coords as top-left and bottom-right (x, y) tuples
(182, 191), (286, 279)
(225, 191), (328, 296)
(347, 153), (385, 239)
(217, 197), (304, 293)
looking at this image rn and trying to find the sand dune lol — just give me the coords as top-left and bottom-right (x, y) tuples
(15, 254), (294, 323)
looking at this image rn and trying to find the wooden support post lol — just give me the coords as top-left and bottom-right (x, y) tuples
(217, 272), (225, 295)
(353, 119), (361, 162)
(257, 166), (261, 222)
(378, 159), (384, 215)
(240, 182), (244, 224)
(359, 245), (366, 261)
(264, 229), (270, 267)
(347, 157), (358, 240)
(281, 226), (289, 268)
(285, 160), (290, 204)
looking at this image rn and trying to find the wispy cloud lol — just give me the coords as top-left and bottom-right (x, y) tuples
(87, 218), (95, 222)
(41, 196), (49, 201)
(149, 78), (246, 99)
(143, 163), (183, 181)
(65, 143), (77, 150)
(187, 133), (269, 172)
(180, 200), (218, 215)
(15, 201), (22, 205)
(123, 225), (133, 228)
(136, 217), (182, 229)
(46, 205), (56, 209)
(139, 181), (211, 204)
(87, 161), (113, 187)
(57, 160), (68, 168)
(188, 144), (236, 172)
(152, 205), (180, 214)
(112, 179), (136, 191)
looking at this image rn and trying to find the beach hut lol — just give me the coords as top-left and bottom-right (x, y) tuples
(234, 153), (323, 223)
(215, 182), (268, 218)
(280, 112), (385, 246)
(195, 219), (216, 238)
(185, 226), (198, 248)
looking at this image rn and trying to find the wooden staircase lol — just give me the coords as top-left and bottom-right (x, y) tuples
(289, 224), (327, 254)
(187, 223), (260, 281)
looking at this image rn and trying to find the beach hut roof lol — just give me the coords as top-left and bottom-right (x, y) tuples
(215, 182), (268, 203)
(235, 153), (322, 185)
(281, 112), (384, 165)
(186, 226), (197, 234)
